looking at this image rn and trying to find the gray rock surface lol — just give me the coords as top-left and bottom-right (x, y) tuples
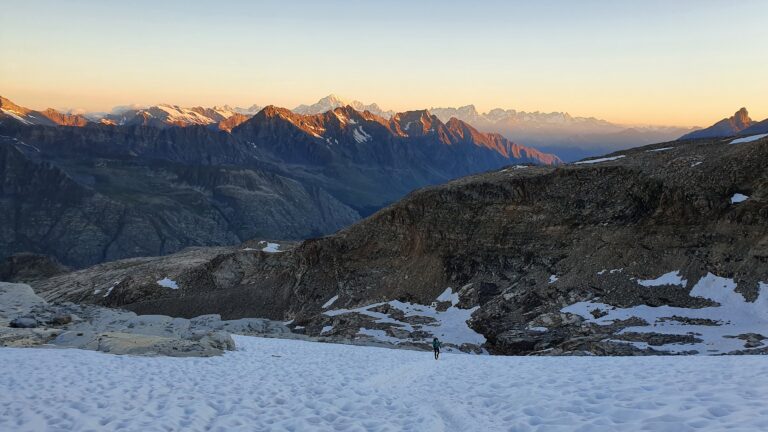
(9, 317), (38, 328)
(0, 282), (289, 356)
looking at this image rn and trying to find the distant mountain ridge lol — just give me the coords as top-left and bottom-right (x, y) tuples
(100, 104), (262, 131)
(0, 95), (559, 267)
(429, 104), (696, 161)
(3, 94), (701, 161)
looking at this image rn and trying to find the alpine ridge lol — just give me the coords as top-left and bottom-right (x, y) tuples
(680, 108), (755, 140)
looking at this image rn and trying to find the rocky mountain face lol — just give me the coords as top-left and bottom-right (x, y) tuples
(28, 134), (768, 355)
(0, 97), (559, 268)
(0, 137), (358, 268)
(231, 105), (560, 213)
(681, 108), (756, 140)
(0, 96), (90, 127)
(741, 118), (768, 136)
(429, 104), (695, 161)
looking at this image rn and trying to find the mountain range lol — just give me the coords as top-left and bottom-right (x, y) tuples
(4, 94), (706, 162)
(428, 105), (698, 161)
(0, 95), (559, 268)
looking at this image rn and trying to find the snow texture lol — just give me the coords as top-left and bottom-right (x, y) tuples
(322, 295), (339, 309)
(573, 155), (625, 165)
(562, 273), (768, 354)
(548, 275), (559, 284)
(156, 277), (179, 290)
(636, 271), (687, 287)
(731, 193), (749, 204)
(730, 134), (768, 144)
(3, 336), (768, 431)
(647, 147), (673, 152)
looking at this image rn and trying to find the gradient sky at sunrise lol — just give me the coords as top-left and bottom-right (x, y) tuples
(1, 0), (766, 127)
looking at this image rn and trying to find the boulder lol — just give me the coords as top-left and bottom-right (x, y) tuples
(10, 317), (38, 328)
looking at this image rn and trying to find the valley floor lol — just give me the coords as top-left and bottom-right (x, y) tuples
(1, 336), (767, 432)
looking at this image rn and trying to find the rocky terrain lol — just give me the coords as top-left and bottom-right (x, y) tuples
(24, 133), (768, 355)
(0, 96), (559, 268)
(0, 281), (292, 356)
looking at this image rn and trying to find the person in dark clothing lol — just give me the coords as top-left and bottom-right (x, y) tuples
(432, 337), (442, 360)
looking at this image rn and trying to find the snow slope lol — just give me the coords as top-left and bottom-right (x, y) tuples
(2, 336), (768, 431)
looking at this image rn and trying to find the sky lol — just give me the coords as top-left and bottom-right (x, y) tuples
(1, 0), (766, 127)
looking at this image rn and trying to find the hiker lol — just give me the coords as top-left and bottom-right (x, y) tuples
(432, 337), (442, 360)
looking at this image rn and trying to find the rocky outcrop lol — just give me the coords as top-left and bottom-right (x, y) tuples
(681, 108), (755, 140)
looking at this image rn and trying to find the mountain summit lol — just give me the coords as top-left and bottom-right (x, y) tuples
(293, 94), (394, 118)
(681, 108), (755, 140)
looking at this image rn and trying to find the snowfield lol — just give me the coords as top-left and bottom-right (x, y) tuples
(2, 337), (768, 431)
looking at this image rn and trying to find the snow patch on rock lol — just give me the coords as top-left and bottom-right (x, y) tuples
(636, 271), (687, 288)
(731, 193), (749, 204)
(730, 134), (768, 144)
(561, 273), (768, 354)
(352, 127), (372, 143)
(157, 277), (179, 290)
(322, 295), (339, 309)
(324, 288), (484, 348)
(574, 155), (625, 165)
